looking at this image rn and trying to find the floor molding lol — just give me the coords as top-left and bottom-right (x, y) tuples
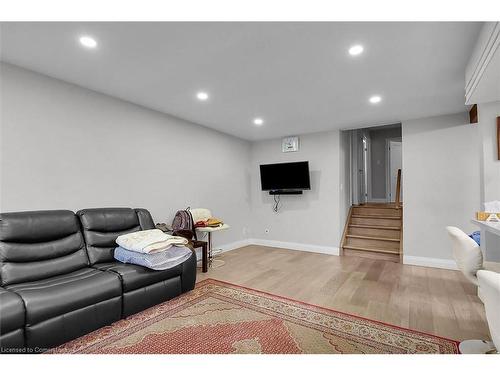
(218, 239), (254, 253)
(218, 238), (339, 256)
(217, 242), (457, 270)
(403, 255), (458, 270)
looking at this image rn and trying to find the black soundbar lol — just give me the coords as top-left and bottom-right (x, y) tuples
(269, 190), (303, 195)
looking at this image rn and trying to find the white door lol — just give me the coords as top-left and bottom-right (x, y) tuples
(389, 141), (402, 202)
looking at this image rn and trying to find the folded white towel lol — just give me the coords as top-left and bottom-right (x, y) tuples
(114, 246), (192, 270)
(116, 229), (188, 254)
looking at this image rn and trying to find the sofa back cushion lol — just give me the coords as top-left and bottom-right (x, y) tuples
(135, 208), (155, 231)
(77, 208), (155, 265)
(0, 210), (88, 286)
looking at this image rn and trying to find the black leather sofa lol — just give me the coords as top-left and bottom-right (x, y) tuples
(0, 208), (196, 353)
(0, 288), (25, 351)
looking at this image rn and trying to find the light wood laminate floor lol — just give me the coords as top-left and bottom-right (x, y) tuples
(197, 245), (490, 342)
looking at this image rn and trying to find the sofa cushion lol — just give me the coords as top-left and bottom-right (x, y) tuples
(94, 262), (183, 292)
(6, 268), (121, 325)
(77, 208), (154, 265)
(0, 210), (88, 286)
(0, 287), (24, 334)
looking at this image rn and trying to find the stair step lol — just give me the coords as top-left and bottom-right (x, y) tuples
(349, 224), (400, 230)
(342, 248), (400, 262)
(348, 226), (401, 239)
(354, 204), (402, 209)
(351, 215), (401, 220)
(346, 234), (400, 242)
(351, 216), (403, 227)
(342, 245), (400, 255)
(345, 235), (400, 250)
(352, 207), (402, 217)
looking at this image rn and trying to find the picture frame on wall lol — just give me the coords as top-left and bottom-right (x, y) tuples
(282, 136), (299, 153)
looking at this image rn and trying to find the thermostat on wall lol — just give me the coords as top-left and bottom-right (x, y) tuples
(282, 136), (299, 152)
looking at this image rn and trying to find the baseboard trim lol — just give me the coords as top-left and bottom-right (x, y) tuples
(217, 238), (339, 256)
(216, 242), (455, 269)
(250, 239), (340, 255)
(403, 255), (458, 270)
(218, 239), (254, 253)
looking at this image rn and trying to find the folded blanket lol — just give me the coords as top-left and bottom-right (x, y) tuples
(116, 229), (188, 254)
(114, 246), (192, 270)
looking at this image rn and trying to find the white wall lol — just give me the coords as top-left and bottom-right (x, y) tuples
(248, 131), (341, 254)
(0, 63), (251, 248)
(402, 112), (481, 266)
(339, 130), (351, 234)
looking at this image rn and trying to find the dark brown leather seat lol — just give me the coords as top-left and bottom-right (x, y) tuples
(7, 268), (121, 329)
(0, 288), (25, 351)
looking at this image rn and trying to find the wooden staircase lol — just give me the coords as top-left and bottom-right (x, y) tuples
(340, 204), (402, 262)
(340, 169), (403, 262)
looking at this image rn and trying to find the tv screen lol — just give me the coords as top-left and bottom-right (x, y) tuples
(260, 161), (311, 191)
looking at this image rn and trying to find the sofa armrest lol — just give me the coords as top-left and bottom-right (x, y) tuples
(181, 252), (197, 292)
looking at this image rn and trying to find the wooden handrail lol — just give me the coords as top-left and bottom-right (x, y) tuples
(339, 206), (353, 256)
(395, 169), (401, 208)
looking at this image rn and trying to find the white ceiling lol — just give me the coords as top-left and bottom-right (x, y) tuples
(0, 22), (481, 140)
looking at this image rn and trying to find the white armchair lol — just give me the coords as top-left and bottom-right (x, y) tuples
(446, 226), (497, 353)
(477, 270), (500, 354)
(446, 226), (483, 286)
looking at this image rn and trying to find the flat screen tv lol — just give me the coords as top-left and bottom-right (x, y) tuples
(260, 161), (311, 192)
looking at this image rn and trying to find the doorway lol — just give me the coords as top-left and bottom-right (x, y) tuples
(347, 123), (402, 205)
(350, 129), (371, 205)
(387, 140), (402, 202)
(340, 123), (404, 263)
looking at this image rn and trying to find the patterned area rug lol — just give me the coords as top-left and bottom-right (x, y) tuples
(50, 279), (459, 354)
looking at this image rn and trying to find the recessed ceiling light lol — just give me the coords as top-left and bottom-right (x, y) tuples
(79, 36), (97, 49)
(196, 91), (209, 101)
(253, 118), (264, 126)
(369, 95), (382, 104)
(348, 45), (364, 56)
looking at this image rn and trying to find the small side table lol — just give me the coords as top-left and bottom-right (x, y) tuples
(189, 240), (209, 273)
(196, 224), (230, 265)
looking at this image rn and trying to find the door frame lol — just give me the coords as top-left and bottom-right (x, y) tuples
(363, 134), (373, 203)
(385, 138), (402, 202)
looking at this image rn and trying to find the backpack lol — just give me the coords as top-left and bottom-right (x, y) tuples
(171, 207), (197, 241)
